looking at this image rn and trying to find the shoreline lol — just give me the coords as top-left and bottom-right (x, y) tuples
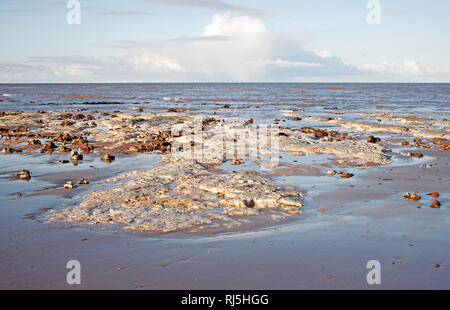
(1, 103), (449, 289)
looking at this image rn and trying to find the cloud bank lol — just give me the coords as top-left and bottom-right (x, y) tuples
(0, 13), (444, 82)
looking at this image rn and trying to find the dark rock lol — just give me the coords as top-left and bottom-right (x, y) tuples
(243, 199), (256, 208)
(28, 139), (41, 145)
(367, 135), (381, 143)
(70, 151), (83, 161)
(430, 200), (441, 209)
(340, 173), (354, 179)
(79, 178), (89, 185)
(101, 154), (115, 163)
(19, 170), (31, 180)
(2, 147), (13, 154)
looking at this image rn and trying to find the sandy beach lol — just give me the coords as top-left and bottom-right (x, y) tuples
(3, 0), (450, 297)
(0, 83), (449, 289)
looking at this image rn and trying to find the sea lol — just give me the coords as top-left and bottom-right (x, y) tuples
(1, 83), (449, 118)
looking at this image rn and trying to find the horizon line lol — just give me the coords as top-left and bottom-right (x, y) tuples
(1, 81), (449, 85)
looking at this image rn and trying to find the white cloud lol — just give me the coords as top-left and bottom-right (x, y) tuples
(203, 13), (267, 37)
(53, 64), (95, 77)
(313, 49), (332, 59)
(248, 59), (323, 68)
(342, 59), (450, 82)
(0, 13), (357, 82)
(362, 60), (424, 76)
(129, 54), (186, 72)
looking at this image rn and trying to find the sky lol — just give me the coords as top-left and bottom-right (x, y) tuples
(0, 0), (449, 83)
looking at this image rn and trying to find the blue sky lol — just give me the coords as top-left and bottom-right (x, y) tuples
(0, 0), (449, 82)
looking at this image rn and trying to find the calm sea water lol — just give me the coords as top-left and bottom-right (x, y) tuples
(1, 83), (449, 119)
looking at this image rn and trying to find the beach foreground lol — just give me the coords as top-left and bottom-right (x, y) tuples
(0, 83), (449, 289)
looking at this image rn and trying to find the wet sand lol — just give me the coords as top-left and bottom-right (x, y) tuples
(1, 153), (448, 289)
(0, 106), (449, 289)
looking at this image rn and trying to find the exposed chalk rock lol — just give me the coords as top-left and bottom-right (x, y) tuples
(47, 159), (304, 233)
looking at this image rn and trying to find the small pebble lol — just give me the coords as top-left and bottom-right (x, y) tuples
(102, 154), (115, 163)
(19, 170), (31, 180)
(367, 135), (381, 143)
(64, 181), (74, 189)
(429, 200), (441, 209)
(79, 178), (89, 185)
(404, 192), (421, 201)
(340, 173), (354, 179)
(230, 159), (244, 165)
(2, 147), (13, 154)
